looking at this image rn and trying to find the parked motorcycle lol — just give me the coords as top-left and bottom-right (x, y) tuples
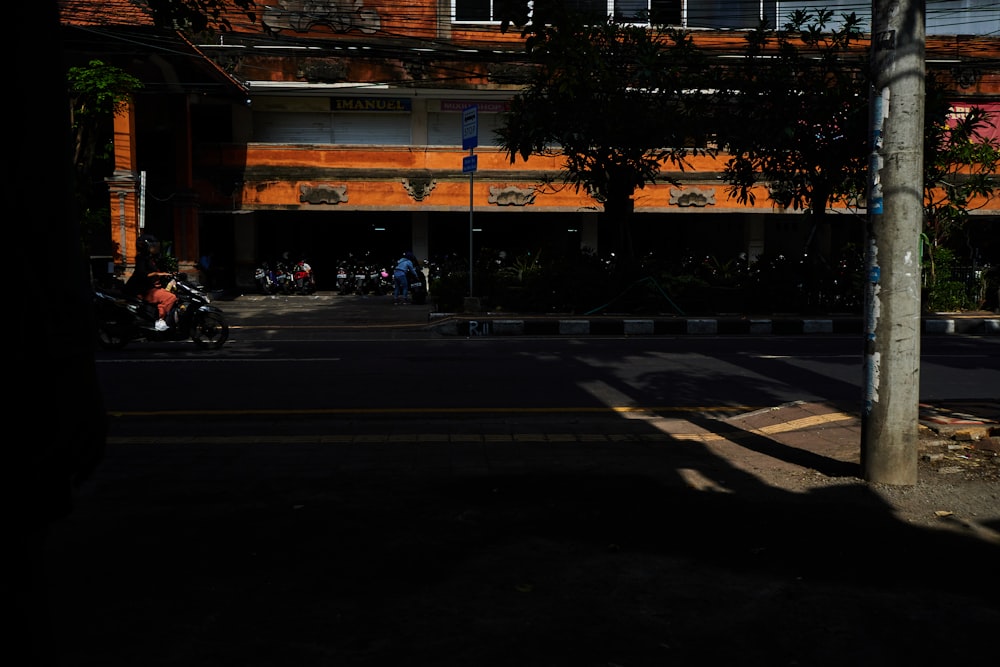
(408, 264), (428, 304)
(377, 267), (393, 295)
(272, 260), (296, 294)
(335, 262), (351, 293)
(293, 259), (316, 294)
(94, 274), (229, 350)
(254, 262), (279, 294)
(353, 262), (373, 295)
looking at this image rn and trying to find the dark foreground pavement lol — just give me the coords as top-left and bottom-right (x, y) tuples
(28, 291), (1000, 666)
(41, 405), (1000, 667)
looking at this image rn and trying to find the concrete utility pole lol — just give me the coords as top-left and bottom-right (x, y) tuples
(862, 0), (925, 485)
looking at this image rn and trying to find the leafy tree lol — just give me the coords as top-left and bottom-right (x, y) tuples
(66, 1), (258, 178)
(719, 9), (870, 264)
(921, 82), (1000, 289)
(720, 9), (998, 299)
(145, 0), (256, 34)
(494, 9), (716, 270)
(64, 1), (257, 254)
(67, 60), (142, 183)
(66, 60), (143, 255)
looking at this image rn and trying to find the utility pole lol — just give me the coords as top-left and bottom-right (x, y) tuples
(862, 0), (925, 485)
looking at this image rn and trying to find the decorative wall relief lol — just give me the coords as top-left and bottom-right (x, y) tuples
(402, 178), (437, 202)
(300, 184), (348, 204)
(586, 184), (606, 204)
(263, 1), (381, 35)
(487, 63), (535, 85)
(766, 184), (794, 209)
(669, 187), (716, 207)
(402, 60), (429, 81)
(298, 59), (348, 83)
(488, 186), (536, 206)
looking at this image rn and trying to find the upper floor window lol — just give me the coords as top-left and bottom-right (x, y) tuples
(455, 1), (997, 34)
(452, 1), (777, 28)
(453, 1), (664, 24)
(454, 0), (493, 22)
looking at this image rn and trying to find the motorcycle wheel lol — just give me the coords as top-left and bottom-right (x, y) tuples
(95, 318), (130, 350)
(191, 311), (229, 349)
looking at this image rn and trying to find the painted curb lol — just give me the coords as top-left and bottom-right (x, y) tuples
(434, 316), (1000, 336)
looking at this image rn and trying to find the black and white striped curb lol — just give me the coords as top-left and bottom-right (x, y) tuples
(429, 315), (1000, 336)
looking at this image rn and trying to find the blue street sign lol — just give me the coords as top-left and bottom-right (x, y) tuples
(462, 106), (478, 150)
(463, 154), (478, 173)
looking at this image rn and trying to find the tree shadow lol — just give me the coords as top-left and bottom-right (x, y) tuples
(46, 427), (999, 667)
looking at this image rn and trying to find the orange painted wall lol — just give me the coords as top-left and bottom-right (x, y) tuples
(194, 140), (998, 217)
(194, 143), (805, 213)
(197, 3), (1000, 217)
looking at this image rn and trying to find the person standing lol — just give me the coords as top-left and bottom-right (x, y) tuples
(197, 252), (214, 289)
(393, 251), (418, 305)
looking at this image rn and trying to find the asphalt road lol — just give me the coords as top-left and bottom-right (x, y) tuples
(33, 298), (1000, 667)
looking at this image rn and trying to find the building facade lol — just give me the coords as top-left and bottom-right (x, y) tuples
(60, 1), (1000, 291)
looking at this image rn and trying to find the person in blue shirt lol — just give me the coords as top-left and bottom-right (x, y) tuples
(393, 251), (418, 305)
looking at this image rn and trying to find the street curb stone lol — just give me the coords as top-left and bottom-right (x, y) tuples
(429, 314), (999, 336)
(219, 293), (998, 337)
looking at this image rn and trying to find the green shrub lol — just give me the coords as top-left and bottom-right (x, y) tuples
(429, 245), (994, 315)
(923, 247), (977, 312)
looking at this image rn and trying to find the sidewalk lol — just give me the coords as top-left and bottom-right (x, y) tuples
(49, 406), (1000, 667)
(215, 290), (1000, 337)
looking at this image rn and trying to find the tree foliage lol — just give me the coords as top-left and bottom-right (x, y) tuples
(921, 78), (1000, 297)
(64, 1), (257, 255)
(67, 60), (143, 176)
(719, 9), (869, 220)
(495, 11), (716, 263)
(65, 60), (143, 256)
(922, 81), (1000, 251)
(144, 0), (256, 33)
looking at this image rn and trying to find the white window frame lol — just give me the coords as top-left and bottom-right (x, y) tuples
(453, 1), (998, 35)
(452, 0), (501, 24)
(451, 2), (777, 28)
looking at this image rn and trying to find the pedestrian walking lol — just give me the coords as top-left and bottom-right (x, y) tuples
(393, 251), (418, 304)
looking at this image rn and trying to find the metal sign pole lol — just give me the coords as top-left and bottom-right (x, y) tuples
(469, 155), (474, 296)
(461, 105), (479, 298)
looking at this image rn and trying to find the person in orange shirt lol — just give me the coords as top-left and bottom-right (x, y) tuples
(124, 234), (177, 330)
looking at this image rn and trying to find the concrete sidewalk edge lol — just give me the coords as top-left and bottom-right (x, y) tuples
(428, 312), (1000, 336)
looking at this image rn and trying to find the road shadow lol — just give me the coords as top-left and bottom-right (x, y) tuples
(45, 429), (1000, 667)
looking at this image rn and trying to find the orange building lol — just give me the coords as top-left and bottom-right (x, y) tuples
(60, 1), (1000, 290)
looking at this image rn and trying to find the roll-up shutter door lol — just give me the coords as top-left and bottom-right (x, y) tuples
(333, 114), (411, 145)
(253, 112), (332, 143)
(427, 112), (503, 146)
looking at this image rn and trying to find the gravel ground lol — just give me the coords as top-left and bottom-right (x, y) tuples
(870, 432), (1000, 539)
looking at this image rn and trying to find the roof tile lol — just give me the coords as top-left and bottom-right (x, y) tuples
(59, 0), (155, 27)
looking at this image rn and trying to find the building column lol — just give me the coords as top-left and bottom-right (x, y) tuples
(411, 211), (430, 262)
(105, 99), (140, 277)
(580, 212), (599, 253)
(747, 214), (766, 263)
(172, 95), (200, 275)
